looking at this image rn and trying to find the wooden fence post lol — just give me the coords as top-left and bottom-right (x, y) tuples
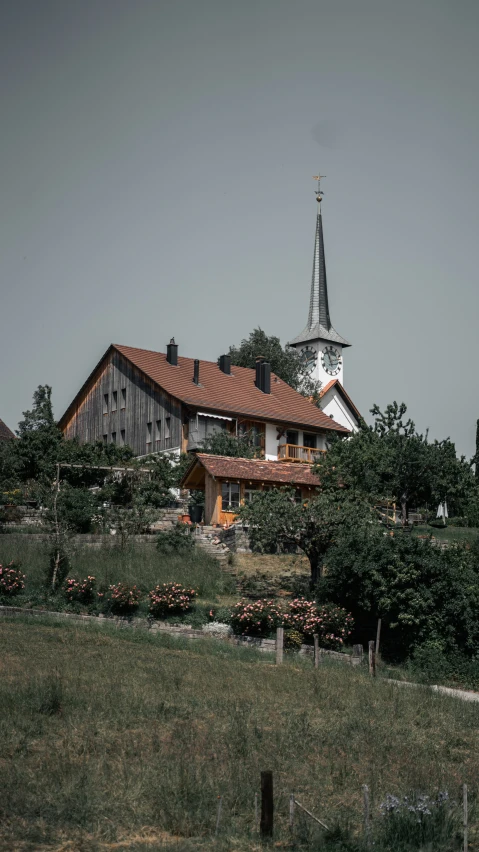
(260, 771), (274, 839)
(375, 619), (382, 660)
(353, 644), (363, 660)
(363, 784), (371, 847)
(215, 796), (222, 836)
(463, 783), (468, 852)
(289, 793), (295, 831)
(314, 634), (320, 668)
(254, 791), (259, 832)
(276, 627), (284, 665)
(368, 641), (376, 677)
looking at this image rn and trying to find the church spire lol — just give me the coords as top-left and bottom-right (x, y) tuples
(289, 175), (350, 348)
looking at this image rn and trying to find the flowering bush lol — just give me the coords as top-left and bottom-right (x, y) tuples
(378, 791), (455, 848)
(148, 582), (196, 619)
(230, 599), (285, 637)
(107, 583), (141, 615)
(285, 598), (353, 650)
(63, 576), (96, 605)
(0, 562), (25, 597)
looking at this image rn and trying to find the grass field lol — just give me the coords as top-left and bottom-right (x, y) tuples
(0, 537), (236, 612)
(1, 616), (478, 851)
(413, 525), (479, 545)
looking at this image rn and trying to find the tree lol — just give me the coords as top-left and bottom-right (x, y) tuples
(475, 419), (479, 480)
(319, 523), (479, 660)
(14, 385), (62, 492)
(238, 486), (372, 587)
(318, 402), (477, 522)
(228, 327), (322, 402)
(200, 430), (259, 458)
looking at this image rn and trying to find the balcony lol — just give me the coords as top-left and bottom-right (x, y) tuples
(278, 444), (325, 464)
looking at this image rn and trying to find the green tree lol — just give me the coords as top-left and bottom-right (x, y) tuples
(238, 486), (372, 587)
(319, 402), (476, 522)
(200, 430), (259, 458)
(228, 327), (322, 401)
(15, 385), (62, 492)
(319, 523), (479, 660)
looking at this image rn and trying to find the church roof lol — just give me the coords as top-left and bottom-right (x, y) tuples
(289, 209), (350, 348)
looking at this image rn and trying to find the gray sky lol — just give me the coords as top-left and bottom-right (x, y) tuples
(1, 0), (479, 457)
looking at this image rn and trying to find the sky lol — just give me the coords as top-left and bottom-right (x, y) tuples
(1, 0), (479, 457)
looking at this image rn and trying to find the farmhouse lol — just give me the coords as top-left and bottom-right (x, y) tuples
(58, 177), (360, 513)
(0, 419), (15, 441)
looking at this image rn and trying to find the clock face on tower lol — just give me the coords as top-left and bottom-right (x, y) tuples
(321, 345), (342, 376)
(299, 346), (317, 374)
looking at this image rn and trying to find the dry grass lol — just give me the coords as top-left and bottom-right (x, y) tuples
(1, 616), (479, 850)
(233, 553), (309, 576)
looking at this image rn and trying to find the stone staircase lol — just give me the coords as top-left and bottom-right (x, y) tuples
(193, 526), (233, 569)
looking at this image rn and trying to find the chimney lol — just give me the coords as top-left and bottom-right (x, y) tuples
(218, 354), (231, 375)
(260, 361), (271, 394)
(166, 338), (178, 366)
(255, 356), (265, 389)
(255, 357), (271, 393)
(193, 359), (200, 384)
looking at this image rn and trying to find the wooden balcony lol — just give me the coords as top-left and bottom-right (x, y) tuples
(278, 444), (325, 464)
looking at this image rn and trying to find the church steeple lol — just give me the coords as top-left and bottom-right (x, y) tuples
(289, 176), (350, 348)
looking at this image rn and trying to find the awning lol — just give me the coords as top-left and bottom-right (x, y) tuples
(197, 411), (234, 421)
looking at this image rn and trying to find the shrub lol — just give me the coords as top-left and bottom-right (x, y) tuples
(0, 562), (26, 597)
(156, 523), (194, 555)
(230, 598), (285, 637)
(284, 628), (303, 651)
(148, 582), (196, 619)
(286, 598), (354, 650)
(63, 575), (96, 606)
(377, 791), (457, 850)
(106, 583), (141, 616)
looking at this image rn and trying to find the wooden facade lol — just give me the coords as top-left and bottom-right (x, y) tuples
(203, 477), (316, 526)
(61, 349), (184, 457)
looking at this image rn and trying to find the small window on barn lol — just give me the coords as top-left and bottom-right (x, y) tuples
(111, 431), (117, 444)
(103, 394), (109, 415)
(103, 434), (108, 445)
(221, 481), (240, 511)
(112, 391), (118, 412)
(120, 429), (125, 446)
(146, 422), (152, 450)
(155, 419), (161, 448)
(120, 388), (126, 409)
(165, 417), (171, 439)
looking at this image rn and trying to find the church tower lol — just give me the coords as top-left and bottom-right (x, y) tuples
(288, 176), (350, 388)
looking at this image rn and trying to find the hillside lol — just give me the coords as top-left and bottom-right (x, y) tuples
(1, 616), (478, 851)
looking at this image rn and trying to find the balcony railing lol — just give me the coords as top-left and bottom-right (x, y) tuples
(278, 444), (325, 464)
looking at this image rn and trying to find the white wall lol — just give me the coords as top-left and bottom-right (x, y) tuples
(265, 422), (279, 460)
(321, 391), (359, 433)
(290, 338), (344, 387)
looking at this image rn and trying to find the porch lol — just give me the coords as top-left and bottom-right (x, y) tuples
(278, 444), (326, 463)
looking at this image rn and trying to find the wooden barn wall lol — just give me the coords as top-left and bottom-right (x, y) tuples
(62, 351), (183, 456)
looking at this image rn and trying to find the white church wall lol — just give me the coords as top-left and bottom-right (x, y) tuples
(321, 392), (358, 433)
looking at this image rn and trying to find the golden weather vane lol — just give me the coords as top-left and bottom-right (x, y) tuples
(313, 174), (326, 202)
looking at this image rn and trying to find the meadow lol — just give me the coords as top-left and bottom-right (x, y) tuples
(1, 615), (478, 851)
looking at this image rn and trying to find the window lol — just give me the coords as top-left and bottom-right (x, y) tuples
(146, 422), (152, 449)
(221, 481), (240, 511)
(103, 434), (108, 445)
(120, 429), (125, 446)
(165, 417), (171, 439)
(244, 485), (259, 503)
(111, 431), (117, 444)
(120, 388), (126, 409)
(155, 419), (161, 448)
(303, 433), (316, 449)
(112, 391), (118, 412)
(103, 393), (109, 415)
(286, 430), (299, 445)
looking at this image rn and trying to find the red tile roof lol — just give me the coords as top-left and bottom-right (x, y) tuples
(113, 345), (349, 434)
(319, 379), (362, 421)
(0, 419), (15, 441)
(182, 453), (321, 487)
